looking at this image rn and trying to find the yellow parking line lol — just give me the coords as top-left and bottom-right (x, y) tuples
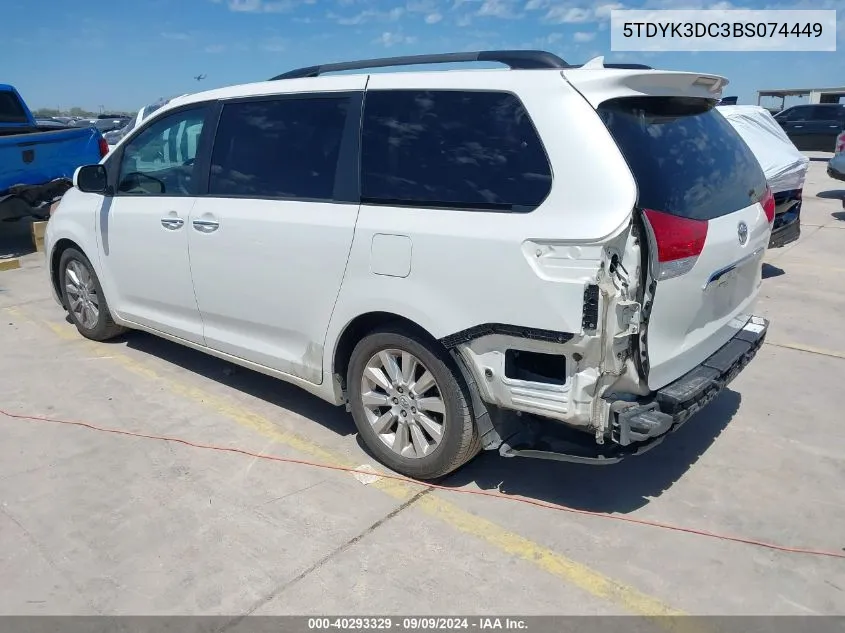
(0, 258), (21, 272)
(11, 306), (687, 618)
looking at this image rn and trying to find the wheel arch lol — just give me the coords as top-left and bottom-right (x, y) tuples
(331, 311), (442, 390)
(50, 238), (86, 307)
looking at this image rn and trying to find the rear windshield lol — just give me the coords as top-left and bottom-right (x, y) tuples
(597, 97), (767, 221)
(0, 91), (28, 124)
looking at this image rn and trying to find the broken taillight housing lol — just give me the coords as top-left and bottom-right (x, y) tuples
(760, 186), (776, 224)
(98, 137), (109, 158)
(643, 208), (709, 281)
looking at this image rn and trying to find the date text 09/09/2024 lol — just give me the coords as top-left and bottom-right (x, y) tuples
(621, 21), (824, 37)
(308, 618), (528, 630)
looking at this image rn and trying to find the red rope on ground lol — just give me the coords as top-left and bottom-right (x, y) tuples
(2, 407), (843, 560)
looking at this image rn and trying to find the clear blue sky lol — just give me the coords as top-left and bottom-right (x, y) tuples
(5, 0), (843, 112)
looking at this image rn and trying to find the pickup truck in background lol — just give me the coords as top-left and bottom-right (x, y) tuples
(0, 84), (108, 221)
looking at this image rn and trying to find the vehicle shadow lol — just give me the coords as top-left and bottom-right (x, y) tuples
(110, 329), (356, 438)
(808, 156), (832, 162)
(438, 390), (742, 514)
(92, 327), (741, 514)
(817, 189), (845, 200)
(762, 263), (786, 279)
(0, 218), (36, 259)
(832, 211), (845, 221)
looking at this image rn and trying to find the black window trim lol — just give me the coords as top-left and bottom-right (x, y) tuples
(359, 88), (554, 214)
(107, 101), (215, 199)
(198, 90), (364, 205)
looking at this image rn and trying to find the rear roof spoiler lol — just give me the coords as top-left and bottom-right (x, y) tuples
(562, 67), (729, 107)
(575, 56), (653, 70)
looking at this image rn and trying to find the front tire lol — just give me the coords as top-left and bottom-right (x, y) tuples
(59, 247), (125, 341)
(347, 326), (480, 480)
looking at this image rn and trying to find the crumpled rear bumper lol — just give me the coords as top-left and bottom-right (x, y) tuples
(500, 316), (769, 464)
(768, 190), (801, 249)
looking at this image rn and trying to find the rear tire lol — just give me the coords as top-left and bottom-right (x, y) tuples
(347, 326), (481, 480)
(59, 247), (125, 342)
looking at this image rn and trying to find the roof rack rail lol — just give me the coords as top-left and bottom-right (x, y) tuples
(270, 50), (569, 80)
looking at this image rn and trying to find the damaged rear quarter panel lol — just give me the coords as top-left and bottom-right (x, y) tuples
(454, 220), (649, 434)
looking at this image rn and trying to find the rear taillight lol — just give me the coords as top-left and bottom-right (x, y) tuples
(98, 137), (109, 158)
(836, 131), (845, 154)
(643, 209), (708, 281)
(760, 186), (775, 224)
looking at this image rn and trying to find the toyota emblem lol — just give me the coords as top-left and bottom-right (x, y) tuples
(737, 221), (749, 246)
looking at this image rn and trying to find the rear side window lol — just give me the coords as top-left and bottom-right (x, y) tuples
(0, 91), (28, 124)
(209, 96), (352, 200)
(810, 105), (845, 121)
(598, 97), (767, 221)
(361, 90), (552, 212)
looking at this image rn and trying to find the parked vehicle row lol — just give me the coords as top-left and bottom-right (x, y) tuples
(46, 51), (772, 479)
(103, 97), (181, 149)
(773, 103), (845, 152)
(0, 84), (108, 221)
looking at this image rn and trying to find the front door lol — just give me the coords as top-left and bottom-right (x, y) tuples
(96, 105), (210, 344)
(187, 86), (365, 382)
(776, 106), (814, 150)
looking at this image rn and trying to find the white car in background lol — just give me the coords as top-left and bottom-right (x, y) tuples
(46, 51), (773, 479)
(717, 105), (809, 248)
(103, 97), (186, 151)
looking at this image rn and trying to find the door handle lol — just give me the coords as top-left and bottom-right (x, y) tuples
(192, 219), (220, 233)
(160, 217), (184, 230)
(792, 125), (803, 128)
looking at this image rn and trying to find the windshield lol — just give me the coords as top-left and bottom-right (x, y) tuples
(598, 96), (768, 221)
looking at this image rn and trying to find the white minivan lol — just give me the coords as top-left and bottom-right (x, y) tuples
(45, 51), (772, 479)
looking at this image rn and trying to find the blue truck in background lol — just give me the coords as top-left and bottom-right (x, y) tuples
(1, 84), (108, 221)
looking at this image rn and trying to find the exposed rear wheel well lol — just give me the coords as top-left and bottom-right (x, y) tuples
(333, 312), (440, 390)
(50, 238), (84, 307)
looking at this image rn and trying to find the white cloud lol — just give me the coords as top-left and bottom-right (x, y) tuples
(373, 31), (418, 46)
(544, 6), (591, 23)
(426, 12), (444, 22)
(407, 0), (439, 12)
(226, 0), (296, 12)
(573, 30), (596, 42)
(477, 0), (521, 18)
(541, 2), (625, 23)
(205, 44), (227, 53)
(547, 32), (563, 42)
(332, 7), (405, 24)
(594, 2), (625, 17)
(524, 0), (547, 9)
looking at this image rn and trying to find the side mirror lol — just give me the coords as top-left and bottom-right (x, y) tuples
(74, 164), (108, 194)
